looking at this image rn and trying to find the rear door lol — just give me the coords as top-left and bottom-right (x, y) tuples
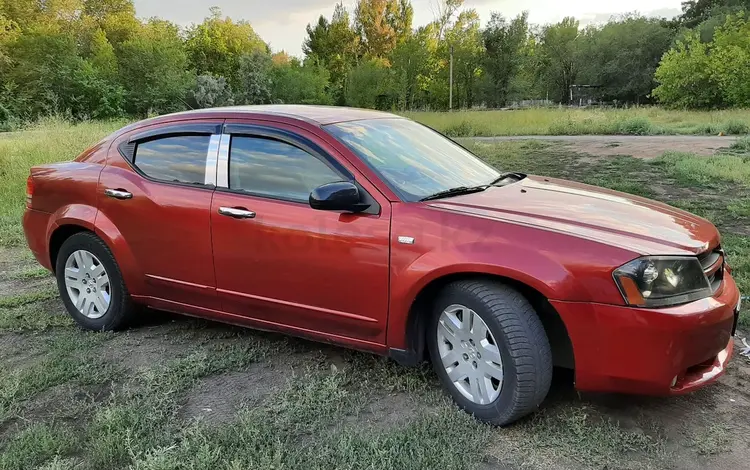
(210, 121), (391, 345)
(98, 120), (223, 310)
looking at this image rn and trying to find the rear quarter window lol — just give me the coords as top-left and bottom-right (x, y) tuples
(133, 135), (210, 185)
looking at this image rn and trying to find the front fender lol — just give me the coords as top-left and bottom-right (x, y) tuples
(387, 241), (574, 350)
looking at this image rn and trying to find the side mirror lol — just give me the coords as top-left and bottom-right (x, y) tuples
(309, 181), (370, 213)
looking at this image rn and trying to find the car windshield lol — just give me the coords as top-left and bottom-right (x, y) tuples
(325, 118), (500, 202)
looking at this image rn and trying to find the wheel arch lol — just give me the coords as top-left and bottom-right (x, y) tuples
(47, 214), (145, 296)
(49, 224), (92, 272)
(396, 272), (575, 371)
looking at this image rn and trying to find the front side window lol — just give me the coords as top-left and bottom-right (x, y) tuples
(133, 135), (209, 185)
(228, 136), (342, 202)
(325, 118), (500, 202)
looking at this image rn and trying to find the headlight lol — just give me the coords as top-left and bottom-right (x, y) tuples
(613, 256), (711, 308)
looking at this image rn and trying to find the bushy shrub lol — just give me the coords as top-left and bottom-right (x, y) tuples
(723, 119), (750, 135)
(444, 120), (479, 137)
(616, 117), (654, 135)
(730, 136), (750, 152)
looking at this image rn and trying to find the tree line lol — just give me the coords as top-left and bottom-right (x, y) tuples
(0, 0), (749, 128)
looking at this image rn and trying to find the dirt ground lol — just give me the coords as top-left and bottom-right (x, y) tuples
(2, 137), (750, 469)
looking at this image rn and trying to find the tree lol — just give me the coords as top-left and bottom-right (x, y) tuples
(481, 12), (529, 107)
(236, 50), (273, 104)
(354, 0), (413, 58)
(680, 0), (750, 28)
(193, 75), (234, 108)
(185, 7), (268, 89)
(654, 12), (750, 108)
(390, 24), (439, 109)
(444, 10), (483, 108)
(117, 19), (193, 115)
(430, 0), (463, 39)
(272, 61), (331, 105)
(578, 16), (675, 103)
(0, 3), (19, 67)
(652, 31), (722, 107)
(303, 3), (359, 104)
(6, 26), (124, 119)
(711, 13), (750, 106)
(538, 17), (582, 103)
(345, 58), (395, 109)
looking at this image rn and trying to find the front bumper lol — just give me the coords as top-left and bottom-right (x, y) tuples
(552, 273), (740, 395)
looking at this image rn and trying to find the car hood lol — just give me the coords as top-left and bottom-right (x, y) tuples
(427, 175), (719, 255)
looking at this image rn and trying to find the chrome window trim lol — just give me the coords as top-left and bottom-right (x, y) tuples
(217, 133), (231, 188)
(204, 134), (221, 186)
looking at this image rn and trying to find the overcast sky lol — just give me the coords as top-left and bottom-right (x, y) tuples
(132, 0), (683, 57)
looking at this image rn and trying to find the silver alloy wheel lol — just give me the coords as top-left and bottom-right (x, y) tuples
(437, 304), (504, 404)
(63, 250), (111, 319)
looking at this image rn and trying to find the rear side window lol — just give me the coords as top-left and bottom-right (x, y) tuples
(228, 136), (341, 202)
(133, 135), (210, 185)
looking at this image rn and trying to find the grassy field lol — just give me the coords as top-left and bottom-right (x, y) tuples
(2, 121), (750, 469)
(407, 107), (750, 137)
(0, 118), (127, 246)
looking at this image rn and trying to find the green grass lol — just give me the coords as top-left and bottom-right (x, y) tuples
(0, 117), (126, 246)
(493, 406), (667, 469)
(0, 331), (117, 426)
(0, 299), (73, 331)
(686, 423), (732, 456)
(128, 395), (490, 470)
(0, 423), (80, 470)
(85, 342), (271, 468)
(8, 266), (50, 280)
(655, 151), (750, 186)
(406, 107), (750, 137)
(0, 287), (58, 308)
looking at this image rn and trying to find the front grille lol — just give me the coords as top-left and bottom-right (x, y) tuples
(698, 246), (724, 293)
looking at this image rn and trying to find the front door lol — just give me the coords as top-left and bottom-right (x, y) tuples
(210, 124), (391, 345)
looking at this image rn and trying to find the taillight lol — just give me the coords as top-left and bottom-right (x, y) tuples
(25, 175), (34, 208)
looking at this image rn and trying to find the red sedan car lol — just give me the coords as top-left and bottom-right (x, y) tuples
(22, 106), (741, 425)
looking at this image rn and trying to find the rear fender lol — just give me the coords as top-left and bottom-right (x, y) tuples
(46, 204), (145, 296)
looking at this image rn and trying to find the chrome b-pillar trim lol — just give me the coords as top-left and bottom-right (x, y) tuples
(217, 134), (231, 188)
(204, 134), (221, 186)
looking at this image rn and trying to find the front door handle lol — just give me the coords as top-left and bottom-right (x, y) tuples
(104, 188), (133, 200)
(218, 206), (256, 219)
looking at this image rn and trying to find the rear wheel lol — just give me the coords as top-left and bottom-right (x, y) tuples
(427, 280), (552, 426)
(55, 232), (135, 331)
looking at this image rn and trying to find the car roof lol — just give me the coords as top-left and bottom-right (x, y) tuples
(111, 105), (402, 140)
(158, 105), (399, 126)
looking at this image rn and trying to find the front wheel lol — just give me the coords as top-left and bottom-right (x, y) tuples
(55, 232), (136, 331)
(427, 280), (553, 426)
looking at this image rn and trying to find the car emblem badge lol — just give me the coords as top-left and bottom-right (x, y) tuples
(398, 236), (415, 245)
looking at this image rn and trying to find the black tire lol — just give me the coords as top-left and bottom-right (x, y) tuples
(55, 231), (136, 331)
(427, 280), (553, 426)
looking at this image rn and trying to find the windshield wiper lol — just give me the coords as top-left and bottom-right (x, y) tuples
(419, 185), (489, 202)
(489, 172), (526, 186)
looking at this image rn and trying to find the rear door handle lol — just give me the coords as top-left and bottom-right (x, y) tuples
(218, 206), (256, 219)
(104, 188), (133, 200)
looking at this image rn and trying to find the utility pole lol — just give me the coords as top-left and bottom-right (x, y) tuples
(449, 45), (454, 111)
